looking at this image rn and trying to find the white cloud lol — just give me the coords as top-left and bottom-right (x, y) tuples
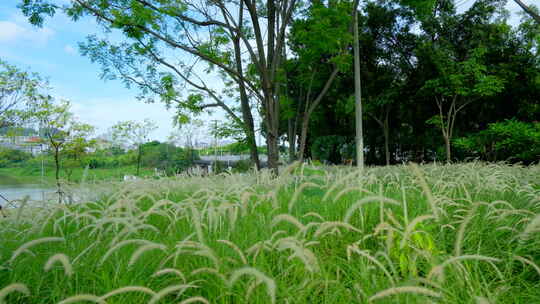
(64, 44), (76, 55)
(0, 20), (54, 45)
(67, 96), (235, 143)
(0, 21), (25, 42)
(69, 98), (178, 141)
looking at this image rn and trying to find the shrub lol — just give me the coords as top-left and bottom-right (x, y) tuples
(311, 135), (352, 164)
(232, 159), (253, 173)
(21, 155), (53, 174)
(212, 160), (229, 174)
(454, 119), (540, 164)
(0, 148), (32, 168)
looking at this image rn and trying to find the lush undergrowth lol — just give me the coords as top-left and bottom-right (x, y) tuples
(1, 162), (539, 303)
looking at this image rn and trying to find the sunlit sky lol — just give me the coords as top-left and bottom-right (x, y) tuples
(0, 0), (528, 141)
(0, 0), (222, 142)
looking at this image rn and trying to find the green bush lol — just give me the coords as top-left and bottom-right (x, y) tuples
(21, 155), (53, 174)
(232, 159), (253, 173)
(212, 160), (229, 174)
(117, 153), (137, 166)
(140, 143), (200, 175)
(226, 142), (251, 154)
(454, 119), (540, 164)
(311, 135), (352, 164)
(0, 148), (32, 167)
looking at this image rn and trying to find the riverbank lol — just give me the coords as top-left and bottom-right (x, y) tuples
(0, 171), (42, 185)
(0, 184), (52, 201)
(0, 166), (155, 186)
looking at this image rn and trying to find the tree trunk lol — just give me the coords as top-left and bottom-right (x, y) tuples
(297, 114), (309, 162)
(54, 145), (62, 204)
(239, 89), (260, 170)
(246, 131), (260, 169)
(383, 114), (390, 166)
(266, 130), (279, 174)
(296, 68), (340, 163)
(444, 135), (451, 163)
(265, 100), (280, 174)
(232, 34), (261, 170)
(369, 107), (391, 166)
(136, 144), (142, 176)
(354, 10), (364, 170)
(514, 0), (540, 24)
(287, 118), (297, 163)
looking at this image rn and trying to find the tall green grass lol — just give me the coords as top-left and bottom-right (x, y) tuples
(1, 162), (539, 303)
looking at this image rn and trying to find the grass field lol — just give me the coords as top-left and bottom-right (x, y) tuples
(0, 162), (539, 303)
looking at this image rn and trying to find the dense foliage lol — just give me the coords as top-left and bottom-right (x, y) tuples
(455, 119), (540, 163)
(140, 141), (199, 175)
(283, 0), (540, 165)
(0, 140), (200, 183)
(0, 60), (45, 129)
(9, 0), (540, 168)
(0, 148), (32, 168)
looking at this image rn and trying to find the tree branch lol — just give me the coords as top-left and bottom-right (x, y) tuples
(513, 0), (540, 24)
(307, 68), (340, 117)
(73, 0), (261, 97)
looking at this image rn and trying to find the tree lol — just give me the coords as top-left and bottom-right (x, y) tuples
(62, 131), (97, 181)
(286, 0), (360, 162)
(31, 98), (95, 203)
(20, 0), (301, 173)
(19, 0), (540, 168)
(168, 119), (206, 150)
(139, 141), (197, 175)
(110, 119), (157, 176)
(0, 60), (44, 129)
(353, 8), (364, 169)
(282, 0), (534, 166)
(400, 0), (540, 25)
(418, 1), (507, 162)
(210, 119), (248, 147)
(454, 119), (540, 163)
(168, 119), (205, 167)
(359, 2), (418, 166)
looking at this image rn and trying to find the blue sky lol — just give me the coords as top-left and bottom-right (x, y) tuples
(0, 0), (527, 142)
(0, 1), (183, 141)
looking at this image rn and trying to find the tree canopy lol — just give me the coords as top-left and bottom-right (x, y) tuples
(16, 0), (540, 166)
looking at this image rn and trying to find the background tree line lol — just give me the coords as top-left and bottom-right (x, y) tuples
(0, 60), (205, 194)
(12, 0), (540, 169)
(283, 0), (539, 165)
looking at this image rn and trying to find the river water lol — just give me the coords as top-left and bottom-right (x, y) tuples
(0, 184), (53, 203)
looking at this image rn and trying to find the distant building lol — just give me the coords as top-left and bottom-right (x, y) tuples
(91, 138), (113, 151)
(199, 155), (268, 162)
(190, 155), (269, 173)
(193, 141), (211, 149)
(0, 135), (48, 155)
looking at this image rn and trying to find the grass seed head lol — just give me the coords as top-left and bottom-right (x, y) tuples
(99, 286), (156, 301)
(10, 237), (65, 264)
(228, 267), (276, 304)
(178, 296), (210, 304)
(57, 294), (104, 304)
(368, 286), (441, 302)
(148, 284), (199, 304)
(44, 253), (73, 277)
(0, 283), (30, 304)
